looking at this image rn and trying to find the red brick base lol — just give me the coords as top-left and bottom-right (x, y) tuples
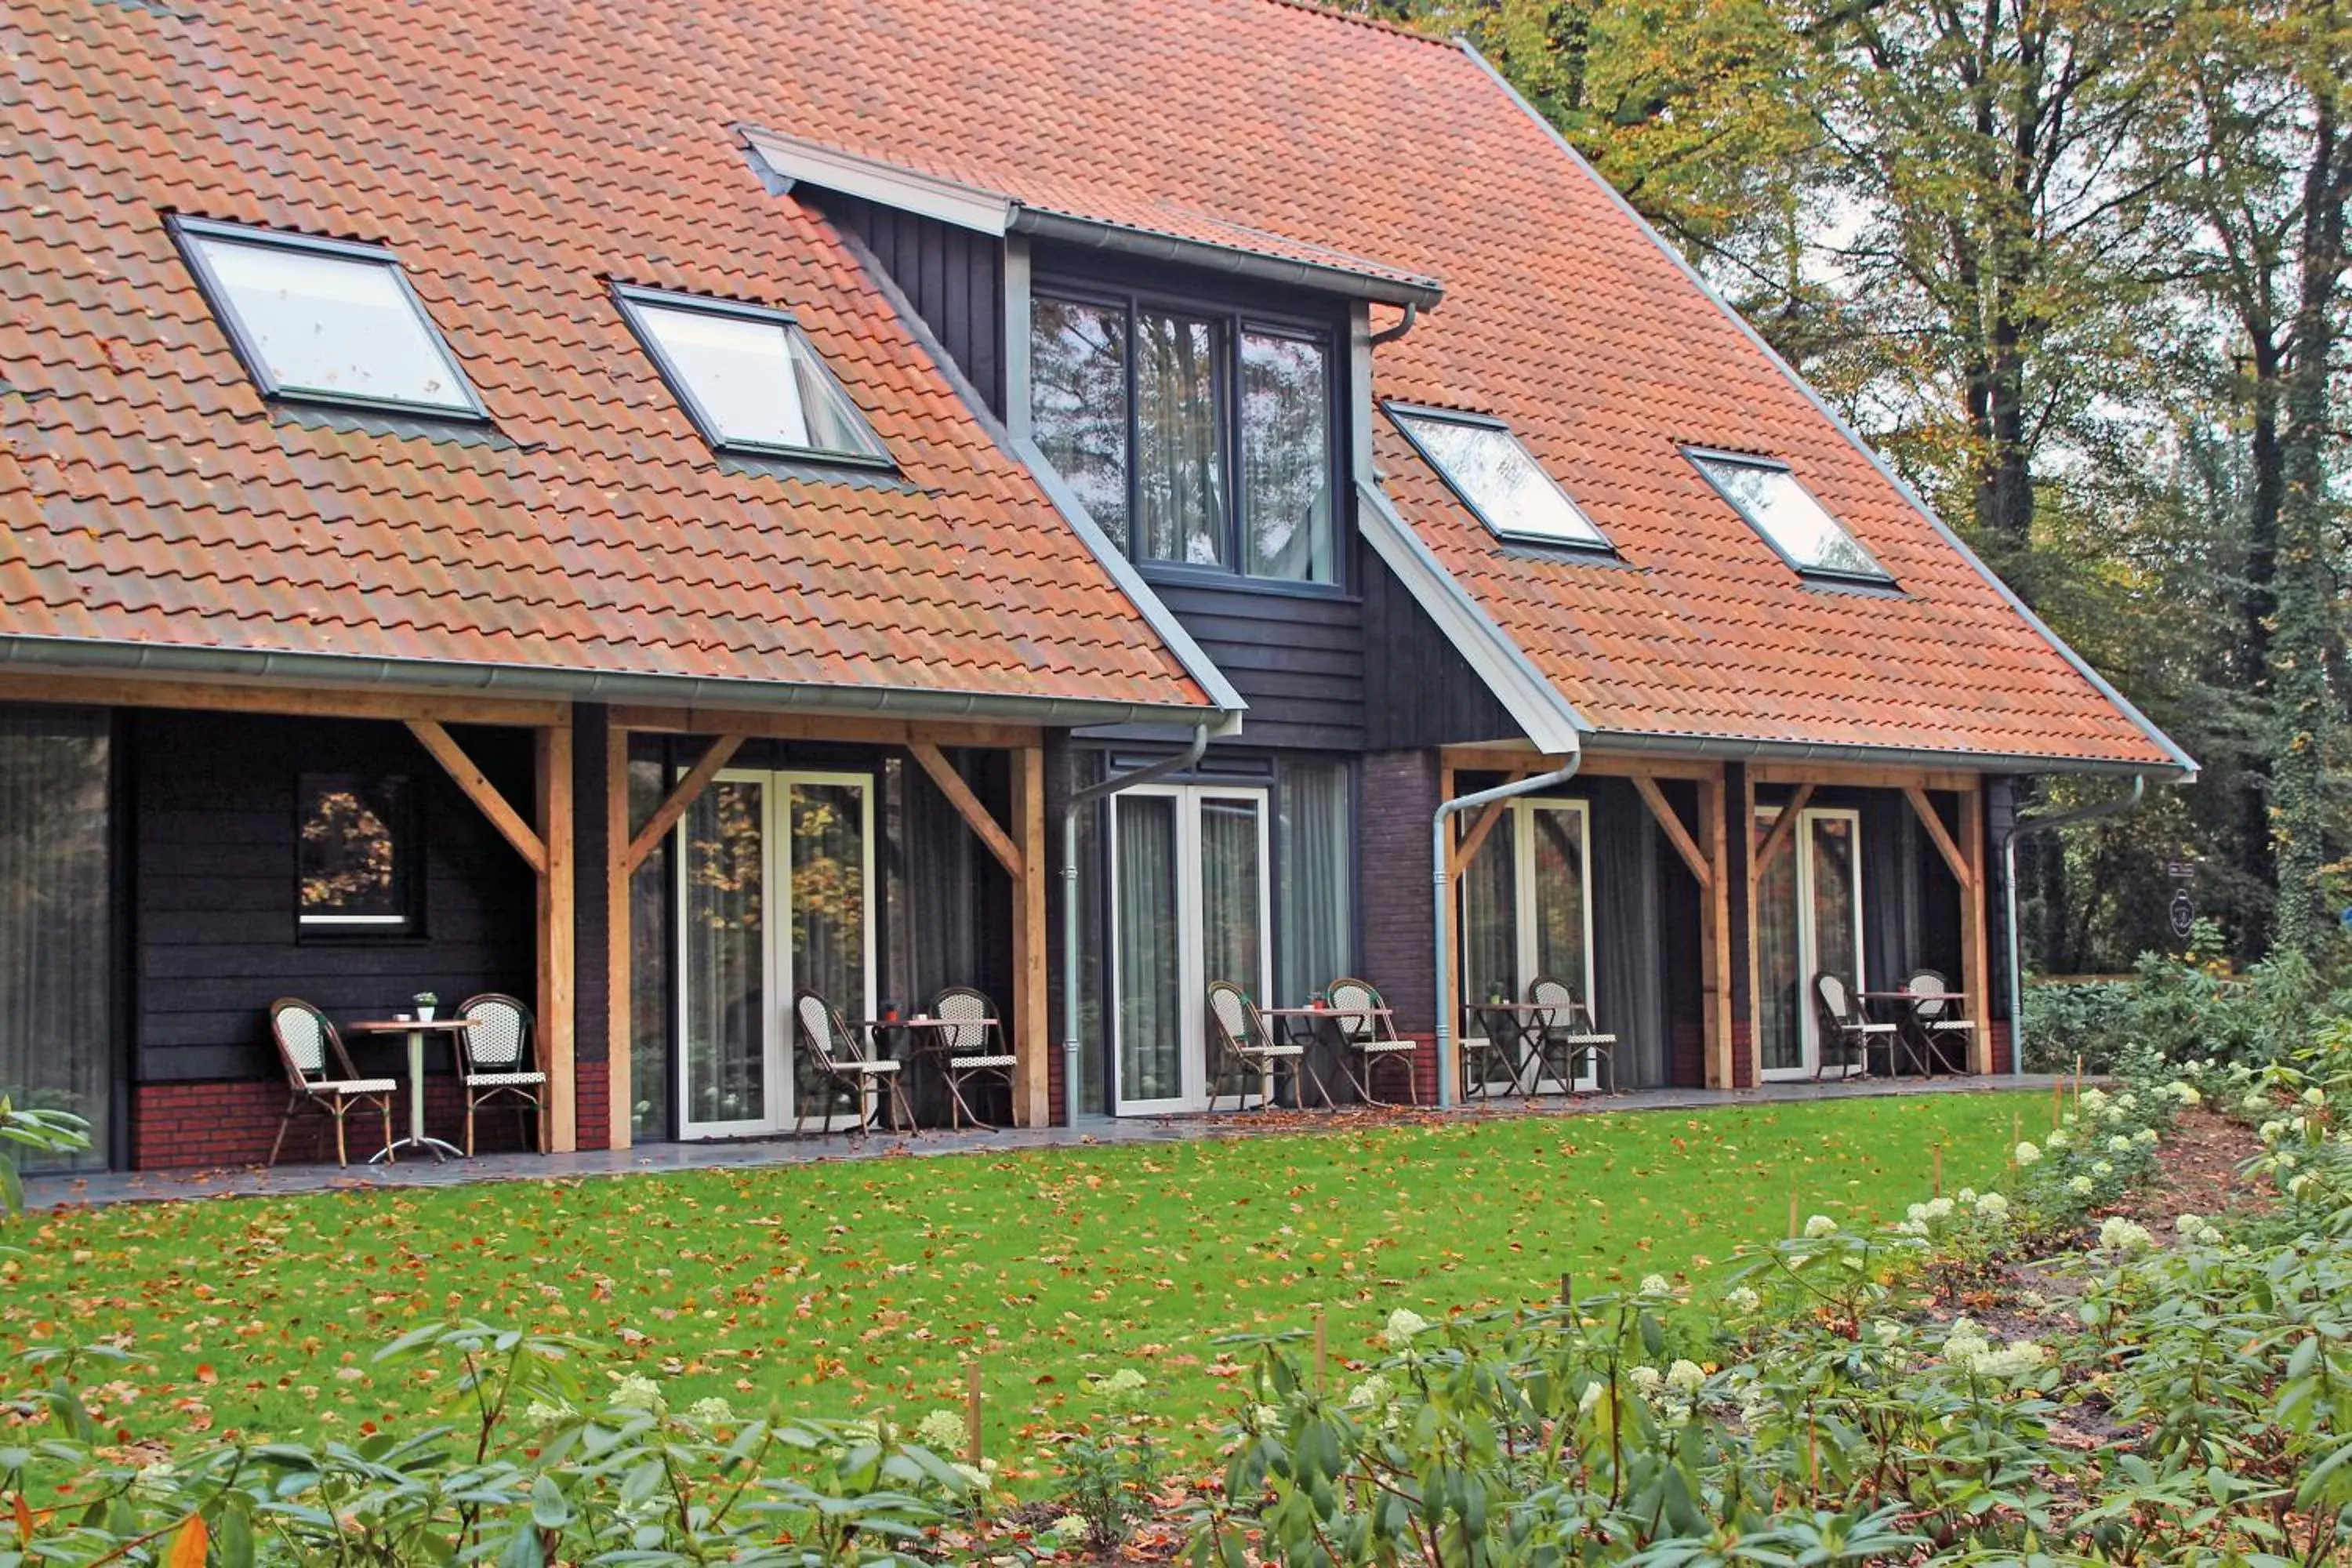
(1730, 1020), (1755, 1089)
(133, 1063), (596, 1170)
(1987, 1020), (2014, 1076)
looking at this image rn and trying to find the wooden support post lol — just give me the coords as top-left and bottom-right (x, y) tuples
(537, 713), (578, 1152)
(1632, 775), (1711, 889)
(623, 734), (744, 875)
(1904, 786), (1972, 888)
(1959, 781), (1992, 1074)
(407, 720), (546, 873)
(909, 742), (1024, 879)
(1448, 769), (1530, 880)
(1749, 783), (1814, 880)
(607, 712), (634, 1152)
(1010, 745), (1049, 1127)
(1697, 769), (1733, 1089)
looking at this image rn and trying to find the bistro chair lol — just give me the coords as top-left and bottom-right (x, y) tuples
(1904, 968), (1976, 1076)
(1206, 981), (1305, 1112)
(456, 993), (548, 1156)
(267, 997), (398, 1168)
(1811, 972), (1892, 1082)
(1326, 977), (1417, 1105)
(793, 989), (913, 1138)
(927, 985), (1016, 1130)
(1528, 975), (1616, 1092)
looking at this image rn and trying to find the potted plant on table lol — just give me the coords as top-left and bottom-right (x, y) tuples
(413, 991), (439, 1022)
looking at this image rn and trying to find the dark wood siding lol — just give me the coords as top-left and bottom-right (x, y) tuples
(1149, 579), (1364, 751)
(817, 194), (1006, 415)
(1362, 549), (1521, 750)
(133, 712), (536, 1084)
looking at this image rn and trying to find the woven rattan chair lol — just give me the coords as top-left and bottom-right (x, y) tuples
(1812, 972), (1891, 1081)
(1528, 975), (1616, 1092)
(1904, 968), (1976, 1075)
(1325, 977), (1417, 1105)
(267, 998), (397, 1167)
(793, 989), (913, 1137)
(927, 985), (1015, 1130)
(1206, 981), (1302, 1112)
(456, 993), (547, 1155)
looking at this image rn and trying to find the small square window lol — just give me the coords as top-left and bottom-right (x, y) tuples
(1686, 449), (1891, 583)
(172, 217), (483, 417)
(615, 286), (890, 464)
(1386, 405), (1610, 550)
(298, 775), (420, 935)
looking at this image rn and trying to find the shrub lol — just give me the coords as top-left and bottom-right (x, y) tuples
(2023, 920), (2340, 1072)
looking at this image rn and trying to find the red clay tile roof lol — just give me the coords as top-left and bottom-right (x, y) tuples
(0, 0), (1216, 720)
(744, 0), (2181, 769)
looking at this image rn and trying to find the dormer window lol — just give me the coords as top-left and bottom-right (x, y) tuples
(1029, 282), (1337, 586)
(615, 286), (890, 465)
(172, 217), (484, 418)
(1686, 448), (1890, 583)
(1385, 405), (1610, 550)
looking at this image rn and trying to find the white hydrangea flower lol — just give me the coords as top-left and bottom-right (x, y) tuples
(1627, 1365), (1664, 1401)
(2260, 1120), (2288, 1145)
(2243, 1091), (2271, 1112)
(610, 1374), (666, 1414)
(687, 1396), (734, 1426)
(2277, 1151), (2299, 1171)
(1944, 1319), (1989, 1365)
(1872, 1320), (1901, 1347)
(1345, 1374), (1395, 1410)
(2116, 1092), (2138, 1112)
(1894, 1218), (1929, 1236)
(1973, 1191), (2008, 1218)
(2133, 1127), (2158, 1146)
(2171, 1082), (2201, 1105)
(2097, 1217), (2154, 1253)
(2014, 1142), (2042, 1167)
(1906, 1202), (1931, 1224)
(1924, 1196), (1955, 1221)
(2092, 1160), (2114, 1178)
(915, 1409), (967, 1450)
(2069, 1174), (2094, 1196)
(1957, 1187), (1978, 1203)
(1967, 1340), (2047, 1379)
(2081, 1087), (2109, 1109)
(2305, 1087), (2327, 1106)
(1665, 1359), (1706, 1396)
(2107, 1135), (2134, 1154)
(1639, 1272), (1675, 1297)
(1051, 1513), (1091, 1541)
(1803, 1214), (1838, 1239)
(952, 1461), (993, 1494)
(1098, 1368), (1148, 1396)
(2288, 1173), (2318, 1198)
(1577, 1380), (1606, 1414)
(2045, 1128), (2070, 1149)
(1723, 1285), (1762, 1314)
(523, 1399), (576, 1427)
(1382, 1308), (1431, 1348)
(1250, 1403), (1283, 1430)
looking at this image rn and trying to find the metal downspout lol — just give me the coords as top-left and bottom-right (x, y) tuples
(1432, 756), (1584, 1108)
(1998, 775), (2148, 1076)
(1061, 726), (1213, 1127)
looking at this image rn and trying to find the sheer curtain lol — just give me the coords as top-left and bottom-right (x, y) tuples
(1754, 808), (1802, 1072)
(0, 709), (111, 1170)
(1200, 797), (1265, 997)
(1278, 762), (1350, 1002)
(683, 780), (765, 1126)
(628, 757), (670, 1142)
(1136, 310), (1228, 565)
(1114, 795), (1181, 1103)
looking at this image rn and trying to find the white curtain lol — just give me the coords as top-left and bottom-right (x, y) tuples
(684, 779), (765, 1124)
(1278, 762), (1350, 1002)
(0, 709), (111, 1170)
(1115, 796), (1181, 1102)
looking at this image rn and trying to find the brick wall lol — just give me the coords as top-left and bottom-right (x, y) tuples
(133, 1068), (558, 1170)
(1730, 1019), (1755, 1089)
(1360, 750), (1440, 1035)
(575, 1057), (610, 1150)
(1670, 1017), (1704, 1088)
(1987, 1019), (2013, 1076)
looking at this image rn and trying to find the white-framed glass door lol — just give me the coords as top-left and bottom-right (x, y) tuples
(1457, 798), (1598, 1093)
(1109, 783), (1271, 1115)
(1755, 804), (1865, 1081)
(676, 768), (874, 1138)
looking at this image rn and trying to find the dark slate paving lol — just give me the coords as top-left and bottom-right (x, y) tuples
(22, 1074), (2069, 1212)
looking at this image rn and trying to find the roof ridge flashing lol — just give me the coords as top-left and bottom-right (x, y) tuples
(1254, 0), (1455, 49)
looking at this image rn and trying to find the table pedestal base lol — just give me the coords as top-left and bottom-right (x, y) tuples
(370, 1134), (465, 1165)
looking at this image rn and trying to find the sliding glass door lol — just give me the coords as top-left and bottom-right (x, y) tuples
(1754, 804), (1865, 1080)
(677, 769), (873, 1137)
(1457, 798), (1597, 1092)
(0, 709), (111, 1170)
(1109, 785), (1269, 1114)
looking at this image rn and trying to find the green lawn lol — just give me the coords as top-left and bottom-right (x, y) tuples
(5, 1093), (2034, 1477)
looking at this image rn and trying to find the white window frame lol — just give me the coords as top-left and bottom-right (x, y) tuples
(1759, 804), (1868, 1082)
(1457, 797), (1599, 1092)
(1108, 782), (1272, 1116)
(674, 768), (876, 1138)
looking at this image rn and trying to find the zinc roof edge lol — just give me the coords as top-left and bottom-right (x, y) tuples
(1451, 37), (2198, 782)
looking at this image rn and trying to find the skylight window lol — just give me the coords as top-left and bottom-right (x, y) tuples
(1686, 449), (1889, 583)
(615, 287), (889, 464)
(1385, 405), (1610, 550)
(172, 218), (483, 417)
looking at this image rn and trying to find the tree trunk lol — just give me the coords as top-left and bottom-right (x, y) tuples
(2238, 338), (2285, 959)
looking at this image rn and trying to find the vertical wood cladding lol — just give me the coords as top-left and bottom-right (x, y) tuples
(1362, 550), (1520, 750)
(816, 194), (1007, 414)
(132, 711), (537, 1086)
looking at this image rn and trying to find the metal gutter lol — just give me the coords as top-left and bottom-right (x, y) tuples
(1454, 39), (2198, 784)
(0, 635), (1219, 731)
(742, 125), (1442, 310)
(1998, 775), (2150, 1076)
(1433, 755), (1583, 1107)
(1063, 726), (1214, 1125)
(1581, 727), (2188, 781)
(1356, 480), (1589, 756)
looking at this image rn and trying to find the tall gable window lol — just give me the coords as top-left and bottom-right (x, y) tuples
(1386, 405), (1610, 550)
(1030, 284), (1337, 586)
(1686, 448), (1890, 583)
(615, 286), (890, 465)
(172, 218), (484, 417)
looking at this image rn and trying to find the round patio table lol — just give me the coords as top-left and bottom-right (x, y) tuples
(345, 1017), (473, 1163)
